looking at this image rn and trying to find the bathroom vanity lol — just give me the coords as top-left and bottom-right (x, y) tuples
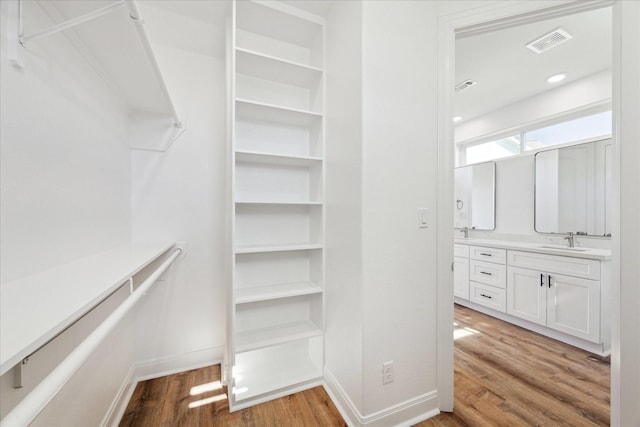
(454, 238), (611, 356)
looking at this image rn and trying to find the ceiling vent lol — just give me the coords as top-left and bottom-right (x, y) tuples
(455, 79), (477, 92)
(526, 28), (573, 54)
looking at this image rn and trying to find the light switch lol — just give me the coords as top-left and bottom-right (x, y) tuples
(418, 208), (429, 228)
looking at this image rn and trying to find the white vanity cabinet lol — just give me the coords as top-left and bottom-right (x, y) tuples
(468, 246), (507, 312)
(453, 244), (469, 299)
(453, 239), (611, 355)
(507, 251), (601, 343)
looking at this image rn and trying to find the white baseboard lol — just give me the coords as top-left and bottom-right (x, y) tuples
(134, 346), (223, 382)
(323, 369), (440, 427)
(102, 346), (224, 427)
(102, 365), (137, 427)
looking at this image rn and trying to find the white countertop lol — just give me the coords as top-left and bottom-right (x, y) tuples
(0, 242), (175, 376)
(454, 238), (612, 261)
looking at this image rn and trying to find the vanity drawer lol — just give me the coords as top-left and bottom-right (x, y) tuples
(470, 281), (506, 312)
(470, 259), (506, 288)
(508, 250), (600, 280)
(469, 246), (507, 264)
(454, 244), (469, 258)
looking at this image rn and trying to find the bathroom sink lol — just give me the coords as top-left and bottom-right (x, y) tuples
(538, 245), (588, 252)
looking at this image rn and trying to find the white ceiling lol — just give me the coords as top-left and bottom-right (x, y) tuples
(454, 6), (612, 124)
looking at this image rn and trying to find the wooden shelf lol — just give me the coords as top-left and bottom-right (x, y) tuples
(235, 243), (322, 255)
(0, 242), (175, 376)
(236, 99), (322, 125)
(235, 0), (323, 68)
(235, 320), (322, 354)
(235, 150), (322, 166)
(236, 48), (322, 88)
(235, 200), (322, 206)
(233, 337), (322, 402)
(235, 281), (322, 304)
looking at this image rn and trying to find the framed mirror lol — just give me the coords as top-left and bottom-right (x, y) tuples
(535, 138), (612, 236)
(454, 161), (496, 230)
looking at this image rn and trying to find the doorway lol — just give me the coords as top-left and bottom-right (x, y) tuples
(436, 1), (640, 425)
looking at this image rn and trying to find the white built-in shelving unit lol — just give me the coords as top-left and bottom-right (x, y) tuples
(227, 0), (325, 410)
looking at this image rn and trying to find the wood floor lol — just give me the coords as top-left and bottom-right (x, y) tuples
(120, 305), (609, 426)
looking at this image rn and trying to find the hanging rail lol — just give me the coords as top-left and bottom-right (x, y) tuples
(14, 0), (183, 129)
(0, 248), (182, 427)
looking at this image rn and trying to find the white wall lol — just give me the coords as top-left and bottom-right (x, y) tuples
(0, 1), (133, 424)
(325, 1), (441, 425)
(325, 0), (365, 414)
(360, 0), (439, 418)
(0, 2), (131, 284)
(130, 3), (228, 372)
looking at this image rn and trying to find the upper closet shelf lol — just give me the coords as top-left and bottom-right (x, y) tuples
(0, 242), (176, 377)
(8, 0), (185, 151)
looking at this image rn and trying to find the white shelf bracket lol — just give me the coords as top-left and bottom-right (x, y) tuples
(6, 0), (25, 69)
(12, 359), (27, 389)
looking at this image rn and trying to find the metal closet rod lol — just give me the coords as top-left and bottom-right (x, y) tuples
(19, 0), (183, 129)
(0, 247), (183, 427)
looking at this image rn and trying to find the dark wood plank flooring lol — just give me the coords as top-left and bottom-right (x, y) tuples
(120, 304), (609, 426)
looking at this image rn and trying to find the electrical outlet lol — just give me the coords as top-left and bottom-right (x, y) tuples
(382, 360), (394, 384)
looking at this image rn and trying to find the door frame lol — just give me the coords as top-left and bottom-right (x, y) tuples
(436, 1), (640, 424)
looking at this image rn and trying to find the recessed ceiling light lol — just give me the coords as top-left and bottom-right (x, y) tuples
(453, 116), (463, 123)
(547, 73), (567, 83)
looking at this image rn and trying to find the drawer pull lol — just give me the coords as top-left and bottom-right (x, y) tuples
(480, 271), (493, 276)
(479, 252), (493, 257)
(480, 293), (493, 299)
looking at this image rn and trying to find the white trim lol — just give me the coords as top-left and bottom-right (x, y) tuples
(101, 346), (224, 427)
(102, 365), (137, 427)
(323, 369), (439, 427)
(134, 346), (223, 382)
(611, 1), (640, 425)
(436, 0), (618, 417)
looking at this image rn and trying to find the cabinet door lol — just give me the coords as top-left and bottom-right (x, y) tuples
(547, 274), (600, 343)
(454, 256), (469, 299)
(507, 266), (546, 326)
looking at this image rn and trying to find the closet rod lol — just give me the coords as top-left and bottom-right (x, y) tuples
(0, 248), (182, 427)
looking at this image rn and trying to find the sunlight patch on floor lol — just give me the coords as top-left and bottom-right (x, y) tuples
(454, 322), (480, 340)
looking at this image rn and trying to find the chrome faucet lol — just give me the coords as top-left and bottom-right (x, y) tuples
(460, 227), (469, 239)
(564, 232), (575, 248)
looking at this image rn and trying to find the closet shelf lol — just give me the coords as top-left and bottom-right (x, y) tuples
(236, 48), (322, 88)
(235, 320), (322, 354)
(235, 200), (323, 206)
(11, 0), (185, 151)
(233, 340), (322, 403)
(235, 150), (322, 165)
(236, 99), (322, 126)
(235, 243), (322, 254)
(0, 242), (175, 376)
(235, 281), (322, 305)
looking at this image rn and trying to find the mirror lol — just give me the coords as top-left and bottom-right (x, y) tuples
(535, 139), (612, 236)
(454, 161), (495, 230)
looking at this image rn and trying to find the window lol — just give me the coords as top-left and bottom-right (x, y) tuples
(524, 111), (612, 151)
(465, 135), (520, 165)
(460, 110), (612, 166)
